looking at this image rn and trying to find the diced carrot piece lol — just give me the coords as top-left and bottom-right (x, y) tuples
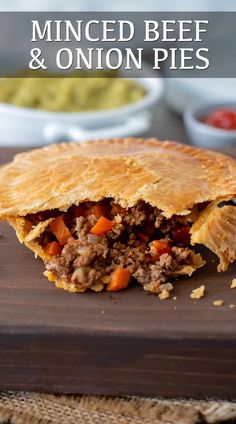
(44, 241), (62, 256)
(49, 216), (71, 245)
(150, 240), (172, 262)
(74, 204), (87, 217)
(107, 268), (131, 292)
(172, 226), (190, 246)
(137, 231), (149, 244)
(86, 204), (108, 218)
(90, 216), (114, 235)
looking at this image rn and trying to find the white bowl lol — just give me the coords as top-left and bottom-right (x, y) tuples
(0, 72), (163, 147)
(165, 78), (236, 114)
(184, 102), (236, 149)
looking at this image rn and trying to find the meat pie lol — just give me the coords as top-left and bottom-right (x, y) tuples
(0, 138), (235, 294)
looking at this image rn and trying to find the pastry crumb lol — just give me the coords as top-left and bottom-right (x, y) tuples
(190, 285), (205, 300)
(173, 296), (177, 300)
(213, 299), (224, 306)
(229, 304), (235, 309)
(159, 283), (173, 300)
(159, 288), (170, 300)
(160, 282), (173, 291)
(231, 279), (236, 289)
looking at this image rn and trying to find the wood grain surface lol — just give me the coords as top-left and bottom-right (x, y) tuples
(0, 147), (235, 399)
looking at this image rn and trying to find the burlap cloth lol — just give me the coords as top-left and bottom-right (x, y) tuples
(0, 392), (235, 424)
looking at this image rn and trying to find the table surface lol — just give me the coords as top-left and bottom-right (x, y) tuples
(0, 103), (236, 399)
(146, 102), (189, 143)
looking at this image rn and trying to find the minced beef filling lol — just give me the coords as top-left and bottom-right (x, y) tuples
(27, 200), (200, 293)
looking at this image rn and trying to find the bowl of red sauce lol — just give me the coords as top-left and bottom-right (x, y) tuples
(184, 103), (236, 149)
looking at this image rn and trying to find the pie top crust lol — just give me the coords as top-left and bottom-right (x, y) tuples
(0, 138), (235, 219)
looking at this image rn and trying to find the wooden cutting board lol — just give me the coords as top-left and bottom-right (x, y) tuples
(0, 148), (235, 399)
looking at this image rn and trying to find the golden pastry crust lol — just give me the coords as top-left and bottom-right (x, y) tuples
(191, 202), (236, 271)
(0, 138), (236, 274)
(0, 138), (235, 219)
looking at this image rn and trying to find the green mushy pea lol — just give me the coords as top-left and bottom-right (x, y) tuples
(0, 70), (146, 112)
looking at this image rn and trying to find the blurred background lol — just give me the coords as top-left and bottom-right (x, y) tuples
(0, 0), (235, 152)
(0, 0), (235, 11)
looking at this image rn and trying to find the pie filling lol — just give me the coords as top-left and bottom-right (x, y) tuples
(26, 200), (205, 293)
